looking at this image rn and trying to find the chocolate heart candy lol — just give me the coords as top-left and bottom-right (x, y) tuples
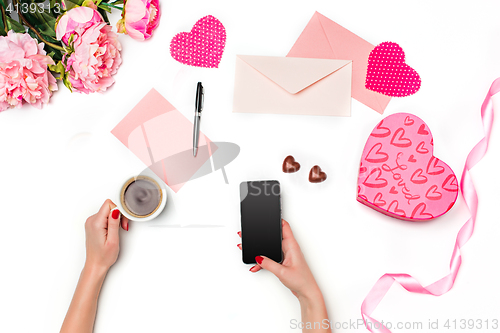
(282, 155), (301, 173)
(309, 165), (327, 183)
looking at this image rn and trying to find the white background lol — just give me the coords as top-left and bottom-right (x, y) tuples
(1, 0), (500, 332)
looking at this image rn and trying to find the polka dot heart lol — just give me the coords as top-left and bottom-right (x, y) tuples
(170, 15), (226, 68)
(365, 42), (421, 97)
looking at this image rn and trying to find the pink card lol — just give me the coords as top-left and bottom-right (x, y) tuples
(357, 113), (458, 221)
(288, 12), (391, 114)
(111, 89), (216, 192)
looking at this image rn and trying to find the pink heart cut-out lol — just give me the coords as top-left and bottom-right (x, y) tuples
(170, 15), (226, 68)
(357, 113), (458, 222)
(365, 42), (421, 97)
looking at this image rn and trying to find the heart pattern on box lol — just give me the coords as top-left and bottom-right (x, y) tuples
(357, 113), (458, 221)
(365, 42), (421, 97)
(170, 15), (226, 68)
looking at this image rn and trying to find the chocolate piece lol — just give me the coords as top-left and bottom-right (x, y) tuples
(124, 179), (161, 216)
(282, 155), (301, 173)
(309, 165), (327, 183)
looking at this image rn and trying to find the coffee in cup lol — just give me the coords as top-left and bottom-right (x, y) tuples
(120, 176), (163, 219)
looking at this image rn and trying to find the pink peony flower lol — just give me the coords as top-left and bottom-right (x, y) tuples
(56, 6), (103, 45)
(117, 0), (160, 41)
(56, 7), (122, 94)
(0, 31), (58, 112)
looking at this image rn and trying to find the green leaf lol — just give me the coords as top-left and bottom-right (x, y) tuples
(27, 28), (38, 39)
(62, 76), (73, 92)
(48, 61), (66, 75)
(22, 8), (58, 38)
(43, 44), (63, 61)
(97, 7), (109, 23)
(64, 0), (83, 10)
(49, 0), (64, 16)
(6, 17), (26, 33)
(98, 4), (111, 13)
(97, 1), (122, 11)
(0, 6), (7, 36)
(48, 60), (73, 92)
(27, 28), (64, 61)
(42, 36), (64, 56)
(38, 30), (59, 44)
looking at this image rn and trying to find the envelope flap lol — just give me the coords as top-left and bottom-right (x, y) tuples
(237, 55), (352, 94)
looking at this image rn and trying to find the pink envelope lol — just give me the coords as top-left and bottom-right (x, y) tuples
(288, 11), (391, 114)
(111, 89), (216, 193)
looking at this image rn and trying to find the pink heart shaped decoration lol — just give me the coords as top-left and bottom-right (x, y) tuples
(365, 42), (421, 97)
(357, 113), (458, 221)
(170, 15), (226, 68)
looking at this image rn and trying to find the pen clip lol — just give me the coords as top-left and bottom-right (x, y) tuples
(201, 86), (204, 113)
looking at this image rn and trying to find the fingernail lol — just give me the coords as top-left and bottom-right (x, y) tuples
(112, 209), (120, 219)
(249, 266), (256, 272)
(237, 244), (241, 249)
(125, 222), (129, 231)
(237, 231), (241, 236)
(255, 256), (263, 265)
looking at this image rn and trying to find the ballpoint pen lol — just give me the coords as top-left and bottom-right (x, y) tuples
(193, 82), (204, 157)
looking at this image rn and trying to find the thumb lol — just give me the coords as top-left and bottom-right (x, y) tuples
(255, 255), (283, 277)
(107, 208), (121, 244)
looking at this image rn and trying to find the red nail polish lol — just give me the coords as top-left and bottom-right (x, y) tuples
(237, 231), (241, 236)
(255, 256), (263, 265)
(249, 267), (255, 272)
(125, 223), (129, 231)
(237, 244), (241, 248)
(112, 209), (120, 219)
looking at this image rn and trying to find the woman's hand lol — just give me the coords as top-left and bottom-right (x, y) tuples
(238, 219), (331, 332)
(61, 199), (129, 333)
(238, 219), (321, 300)
(84, 199), (129, 271)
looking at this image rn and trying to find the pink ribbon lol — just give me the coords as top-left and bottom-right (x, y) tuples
(361, 78), (500, 332)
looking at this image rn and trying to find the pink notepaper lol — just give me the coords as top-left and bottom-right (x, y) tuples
(111, 89), (216, 192)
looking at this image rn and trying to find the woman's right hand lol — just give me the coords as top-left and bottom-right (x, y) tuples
(238, 220), (331, 332)
(238, 219), (322, 300)
(85, 199), (129, 272)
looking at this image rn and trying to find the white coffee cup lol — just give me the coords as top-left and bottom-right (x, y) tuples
(117, 173), (167, 222)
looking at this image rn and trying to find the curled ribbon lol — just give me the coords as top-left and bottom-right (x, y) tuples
(361, 78), (500, 332)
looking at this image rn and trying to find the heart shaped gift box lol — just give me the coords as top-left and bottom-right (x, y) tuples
(357, 113), (458, 221)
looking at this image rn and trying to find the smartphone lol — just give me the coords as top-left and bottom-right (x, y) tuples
(240, 180), (282, 264)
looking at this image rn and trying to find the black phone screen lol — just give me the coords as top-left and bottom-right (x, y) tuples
(240, 180), (282, 264)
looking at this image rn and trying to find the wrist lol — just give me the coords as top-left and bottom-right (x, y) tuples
(297, 285), (324, 307)
(297, 285), (330, 332)
(83, 262), (109, 280)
